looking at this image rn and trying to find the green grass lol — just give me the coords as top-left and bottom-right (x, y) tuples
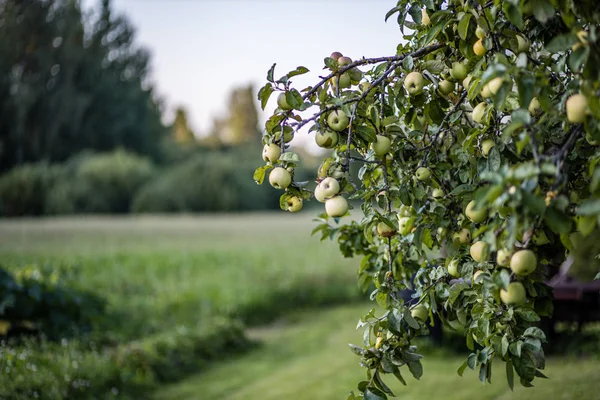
(0, 214), (360, 340)
(156, 303), (600, 400)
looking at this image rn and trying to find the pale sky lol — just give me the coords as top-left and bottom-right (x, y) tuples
(84, 0), (404, 143)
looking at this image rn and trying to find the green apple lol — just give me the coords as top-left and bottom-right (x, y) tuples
(487, 77), (503, 95)
(348, 67), (363, 83)
(432, 188), (445, 199)
(438, 79), (455, 96)
(330, 51), (343, 60)
(510, 249), (537, 276)
(277, 93), (293, 110)
(317, 177), (340, 199)
(566, 94), (589, 123)
(398, 216), (415, 236)
(465, 200), (487, 223)
(315, 130), (339, 149)
(415, 167), (431, 181)
(470, 241), (489, 262)
(481, 84), (492, 98)
(377, 222), (396, 238)
(453, 228), (471, 245)
(371, 135), (391, 156)
(516, 35), (529, 53)
(262, 143), (281, 163)
(269, 167), (291, 189)
(472, 102), (487, 124)
(333, 73), (351, 89)
(473, 39), (486, 56)
(462, 75), (473, 89)
(314, 184), (326, 203)
(473, 270), (485, 282)
(411, 304), (428, 321)
(475, 26), (486, 39)
(325, 196), (348, 217)
(481, 139), (495, 157)
(448, 259), (460, 277)
(528, 97), (542, 116)
(496, 248), (512, 266)
(500, 282), (526, 305)
(337, 56), (352, 67)
(404, 72), (426, 96)
(437, 226), (448, 238)
(286, 196), (303, 212)
(450, 62), (468, 81)
(358, 82), (371, 93)
(421, 9), (431, 26)
(328, 110), (350, 131)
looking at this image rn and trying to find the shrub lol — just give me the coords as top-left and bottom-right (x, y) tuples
(0, 163), (58, 216)
(0, 264), (106, 340)
(133, 148), (280, 212)
(70, 150), (155, 213)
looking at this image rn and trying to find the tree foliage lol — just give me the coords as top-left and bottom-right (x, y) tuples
(0, 0), (165, 172)
(256, 0), (600, 397)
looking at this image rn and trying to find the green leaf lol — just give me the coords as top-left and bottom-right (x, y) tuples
(285, 89), (303, 109)
(506, 360), (515, 391)
(523, 327), (546, 341)
(408, 360), (423, 380)
(364, 387), (387, 400)
(546, 34), (578, 53)
(503, 2), (523, 29)
(530, 0), (555, 23)
(422, 60), (445, 74)
(457, 360), (468, 376)
(458, 13), (471, 41)
(385, 6), (403, 22)
(287, 66), (309, 78)
(502, 334), (510, 356)
(578, 199), (600, 216)
(404, 309), (421, 329)
(279, 152), (300, 163)
(544, 206), (572, 234)
(258, 84), (274, 110)
(403, 56), (414, 71)
(515, 309), (541, 322)
(266, 63), (276, 82)
(253, 165), (272, 185)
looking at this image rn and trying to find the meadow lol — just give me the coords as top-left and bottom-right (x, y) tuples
(0, 214), (598, 399)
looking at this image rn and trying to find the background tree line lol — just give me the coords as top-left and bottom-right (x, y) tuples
(0, 0), (296, 216)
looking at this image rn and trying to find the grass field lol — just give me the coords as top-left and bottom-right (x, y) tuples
(158, 303), (600, 400)
(1, 214), (599, 399)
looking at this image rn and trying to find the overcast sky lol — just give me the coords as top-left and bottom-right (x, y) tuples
(83, 0), (404, 141)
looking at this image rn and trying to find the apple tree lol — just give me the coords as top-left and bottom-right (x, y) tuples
(255, 0), (600, 397)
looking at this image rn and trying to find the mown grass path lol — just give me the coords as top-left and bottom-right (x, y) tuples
(156, 303), (600, 400)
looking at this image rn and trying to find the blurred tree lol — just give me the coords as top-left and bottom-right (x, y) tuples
(171, 107), (196, 144)
(0, 0), (166, 172)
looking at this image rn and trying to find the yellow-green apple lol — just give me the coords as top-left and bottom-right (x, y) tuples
(333, 73), (351, 89)
(448, 259), (460, 277)
(481, 139), (495, 157)
(398, 216), (415, 236)
(337, 56), (352, 67)
(475, 26), (486, 39)
(462, 75), (473, 89)
(269, 167), (291, 189)
(286, 196), (303, 212)
(262, 143), (281, 163)
(421, 9), (431, 26)
(487, 77), (503, 95)
(438, 79), (455, 96)
(528, 97), (542, 116)
(325, 196), (348, 217)
(566, 94), (589, 123)
(500, 282), (526, 305)
(404, 72), (426, 96)
(473, 39), (486, 56)
(415, 167), (431, 181)
(328, 110), (350, 131)
(510, 249), (537, 275)
(465, 200), (487, 223)
(453, 228), (471, 245)
(317, 177), (340, 199)
(277, 93), (293, 110)
(432, 188), (445, 199)
(315, 130), (339, 149)
(371, 135), (391, 156)
(411, 304), (428, 321)
(496, 248), (512, 266)
(470, 241), (489, 262)
(377, 222), (396, 238)
(450, 62), (468, 81)
(516, 35), (529, 53)
(472, 102), (487, 124)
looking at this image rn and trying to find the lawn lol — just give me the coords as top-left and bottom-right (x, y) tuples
(0, 215), (598, 399)
(157, 303), (600, 400)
